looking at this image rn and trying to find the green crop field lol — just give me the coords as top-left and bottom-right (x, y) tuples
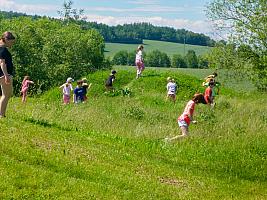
(0, 66), (266, 199)
(105, 39), (212, 58)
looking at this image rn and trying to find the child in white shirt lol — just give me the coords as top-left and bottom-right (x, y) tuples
(59, 77), (73, 104)
(166, 77), (177, 103)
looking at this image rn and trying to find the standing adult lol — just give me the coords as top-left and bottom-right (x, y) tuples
(0, 31), (16, 118)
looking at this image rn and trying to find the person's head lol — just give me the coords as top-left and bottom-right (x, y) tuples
(192, 93), (206, 104)
(137, 45), (144, 51)
(209, 80), (215, 87)
(23, 76), (30, 81)
(167, 77), (171, 82)
(77, 80), (83, 87)
(66, 77), (74, 83)
(213, 72), (218, 77)
(111, 70), (117, 75)
(82, 77), (87, 83)
(1, 31), (16, 47)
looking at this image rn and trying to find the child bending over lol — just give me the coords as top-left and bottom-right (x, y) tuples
(165, 93), (206, 142)
(21, 76), (34, 103)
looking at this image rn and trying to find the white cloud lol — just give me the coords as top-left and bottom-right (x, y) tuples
(0, 0), (58, 15)
(86, 5), (186, 13)
(127, 0), (160, 5)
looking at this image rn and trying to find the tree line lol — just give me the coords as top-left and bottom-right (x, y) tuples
(0, 11), (216, 47)
(78, 22), (216, 47)
(206, 0), (267, 91)
(112, 49), (208, 69)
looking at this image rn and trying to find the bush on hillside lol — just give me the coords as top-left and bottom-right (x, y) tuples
(112, 50), (128, 65)
(198, 54), (209, 68)
(0, 16), (108, 95)
(145, 50), (171, 68)
(112, 51), (136, 66)
(185, 50), (198, 68)
(172, 54), (187, 68)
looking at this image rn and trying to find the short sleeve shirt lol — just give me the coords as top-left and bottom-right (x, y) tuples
(178, 100), (195, 125)
(74, 87), (85, 102)
(0, 46), (14, 77)
(135, 50), (142, 61)
(167, 82), (177, 94)
(105, 74), (115, 86)
(204, 87), (212, 104)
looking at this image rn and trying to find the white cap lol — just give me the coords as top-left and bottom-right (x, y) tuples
(66, 77), (74, 83)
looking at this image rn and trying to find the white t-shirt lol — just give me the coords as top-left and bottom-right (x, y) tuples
(62, 83), (73, 96)
(166, 82), (177, 95)
(135, 50), (143, 61)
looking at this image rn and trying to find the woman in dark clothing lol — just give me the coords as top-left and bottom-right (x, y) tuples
(0, 31), (16, 118)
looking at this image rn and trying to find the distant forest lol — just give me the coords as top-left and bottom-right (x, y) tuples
(0, 10), (216, 46)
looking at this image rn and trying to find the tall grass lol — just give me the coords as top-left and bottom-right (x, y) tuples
(0, 67), (266, 199)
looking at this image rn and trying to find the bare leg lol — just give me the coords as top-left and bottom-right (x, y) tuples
(0, 77), (13, 117)
(165, 126), (189, 142)
(22, 92), (27, 103)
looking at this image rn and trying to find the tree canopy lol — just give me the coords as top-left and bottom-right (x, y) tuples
(206, 0), (267, 90)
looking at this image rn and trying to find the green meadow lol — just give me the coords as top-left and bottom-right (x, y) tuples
(0, 66), (266, 199)
(105, 39), (212, 58)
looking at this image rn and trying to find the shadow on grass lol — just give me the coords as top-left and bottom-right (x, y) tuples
(24, 117), (73, 132)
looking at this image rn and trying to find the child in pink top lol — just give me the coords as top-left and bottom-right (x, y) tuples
(165, 93), (206, 142)
(21, 76), (34, 103)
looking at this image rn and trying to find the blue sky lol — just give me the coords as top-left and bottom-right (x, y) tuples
(0, 0), (217, 38)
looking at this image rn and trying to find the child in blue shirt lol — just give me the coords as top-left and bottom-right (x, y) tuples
(73, 80), (86, 103)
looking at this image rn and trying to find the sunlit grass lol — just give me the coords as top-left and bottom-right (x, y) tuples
(0, 67), (266, 199)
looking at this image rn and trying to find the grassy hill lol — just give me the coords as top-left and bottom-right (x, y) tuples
(105, 39), (212, 58)
(1, 67), (266, 199)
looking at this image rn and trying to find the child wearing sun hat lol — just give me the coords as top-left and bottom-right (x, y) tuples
(59, 77), (74, 104)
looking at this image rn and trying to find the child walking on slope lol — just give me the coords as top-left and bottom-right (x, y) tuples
(166, 77), (177, 103)
(165, 93), (206, 142)
(105, 70), (117, 92)
(21, 76), (34, 103)
(59, 77), (73, 104)
(204, 81), (215, 106)
(73, 80), (86, 103)
(82, 78), (92, 101)
(135, 45), (145, 79)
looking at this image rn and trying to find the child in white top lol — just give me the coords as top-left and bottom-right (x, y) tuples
(59, 77), (73, 104)
(166, 77), (177, 103)
(135, 45), (145, 79)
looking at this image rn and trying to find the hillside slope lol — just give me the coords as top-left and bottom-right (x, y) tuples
(1, 67), (266, 199)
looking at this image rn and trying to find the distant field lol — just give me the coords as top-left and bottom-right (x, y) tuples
(105, 39), (212, 58)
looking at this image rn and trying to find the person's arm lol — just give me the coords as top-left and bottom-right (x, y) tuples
(189, 109), (197, 124)
(88, 83), (92, 90)
(208, 89), (213, 104)
(0, 58), (11, 84)
(73, 94), (76, 103)
(73, 88), (77, 103)
(59, 84), (65, 89)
